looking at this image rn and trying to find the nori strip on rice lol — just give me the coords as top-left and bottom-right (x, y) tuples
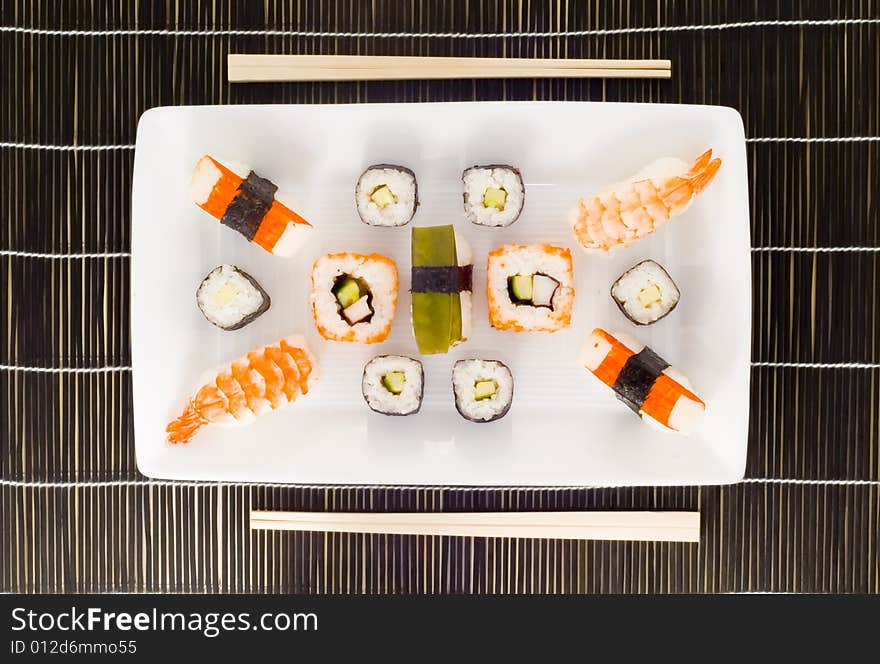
(411, 265), (473, 294)
(612, 346), (670, 413)
(220, 171), (278, 240)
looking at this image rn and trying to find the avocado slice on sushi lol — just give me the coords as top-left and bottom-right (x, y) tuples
(411, 225), (471, 354)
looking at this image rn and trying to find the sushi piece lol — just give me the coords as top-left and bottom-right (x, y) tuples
(571, 149), (722, 252)
(411, 225), (473, 354)
(611, 259), (680, 325)
(452, 359), (514, 423)
(355, 164), (418, 227)
(462, 165), (524, 227)
(196, 264), (270, 331)
(486, 243), (575, 332)
(165, 335), (318, 444)
(311, 252), (398, 343)
(190, 155), (313, 257)
(361, 355), (424, 416)
(577, 328), (705, 434)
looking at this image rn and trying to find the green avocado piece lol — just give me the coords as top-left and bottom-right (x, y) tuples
(381, 371), (407, 395)
(333, 277), (361, 308)
(483, 187), (507, 210)
(411, 226), (462, 354)
(508, 274), (534, 302)
(370, 185), (397, 209)
(474, 380), (498, 401)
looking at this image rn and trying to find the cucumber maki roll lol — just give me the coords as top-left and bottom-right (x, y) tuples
(462, 165), (524, 227)
(196, 264), (270, 331)
(452, 359), (514, 423)
(611, 260), (680, 325)
(355, 164), (418, 227)
(410, 225), (472, 354)
(361, 355), (424, 416)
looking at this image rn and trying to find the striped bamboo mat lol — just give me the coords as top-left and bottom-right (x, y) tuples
(2, 1), (879, 593)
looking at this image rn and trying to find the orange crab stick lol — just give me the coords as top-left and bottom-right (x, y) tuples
(189, 155), (312, 257)
(577, 328), (705, 434)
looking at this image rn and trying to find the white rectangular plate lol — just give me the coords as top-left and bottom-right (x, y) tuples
(132, 101), (750, 486)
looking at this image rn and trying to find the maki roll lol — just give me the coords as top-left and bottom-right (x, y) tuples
(486, 243), (575, 333)
(361, 355), (424, 416)
(190, 155), (313, 257)
(311, 252), (398, 343)
(611, 259), (680, 325)
(196, 264), (271, 331)
(577, 328), (705, 434)
(452, 359), (514, 423)
(355, 164), (418, 227)
(462, 165), (524, 227)
(411, 225), (473, 354)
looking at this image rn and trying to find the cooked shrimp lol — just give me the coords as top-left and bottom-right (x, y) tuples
(166, 336), (318, 444)
(572, 149), (722, 252)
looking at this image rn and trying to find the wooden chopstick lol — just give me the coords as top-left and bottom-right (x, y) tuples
(250, 510), (700, 542)
(228, 55), (672, 82)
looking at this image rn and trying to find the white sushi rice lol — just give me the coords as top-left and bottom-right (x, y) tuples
(452, 359), (514, 422)
(486, 244), (574, 332)
(611, 260), (680, 325)
(462, 166), (524, 227)
(355, 166), (418, 227)
(311, 254), (397, 342)
(196, 264), (267, 330)
(362, 355), (423, 415)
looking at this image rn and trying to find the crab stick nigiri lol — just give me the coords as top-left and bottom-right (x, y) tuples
(577, 328), (705, 434)
(189, 155), (313, 257)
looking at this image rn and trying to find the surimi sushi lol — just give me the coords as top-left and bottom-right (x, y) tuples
(362, 355), (424, 416)
(355, 165), (418, 227)
(571, 149), (721, 253)
(486, 243), (574, 332)
(311, 252), (398, 343)
(166, 335), (318, 444)
(452, 359), (514, 423)
(196, 264), (270, 331)
(190, 155), (313, 257)
(462, 165), (524, 227)
(611, 259), (680, 325)
(578, 328), (705, 434)
(411, 225), (472, 354)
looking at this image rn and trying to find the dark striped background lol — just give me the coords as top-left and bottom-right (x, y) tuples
(2, 1), (879, 593)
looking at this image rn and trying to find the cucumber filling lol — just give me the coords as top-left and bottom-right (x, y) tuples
(333, 274), (374, 324)
(637, 283), (662, 308)
(474, 379), (498, 401)
(507, 273), (559, 308)
(381, 371), (407, 395)
(482, 187), (507, 210)
(369, 184), (398, 209)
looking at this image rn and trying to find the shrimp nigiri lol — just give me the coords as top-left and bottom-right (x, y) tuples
(166, 336), (319, 444)
(571, 149), (722, 253)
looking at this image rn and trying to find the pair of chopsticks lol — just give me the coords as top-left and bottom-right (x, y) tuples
(228, 55), (672, 82)
(251, 510), (700, 542)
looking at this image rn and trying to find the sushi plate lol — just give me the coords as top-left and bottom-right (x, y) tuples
(131, 101), (750, 487)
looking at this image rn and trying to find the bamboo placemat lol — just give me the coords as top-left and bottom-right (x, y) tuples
(2, 1), (879, 593)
